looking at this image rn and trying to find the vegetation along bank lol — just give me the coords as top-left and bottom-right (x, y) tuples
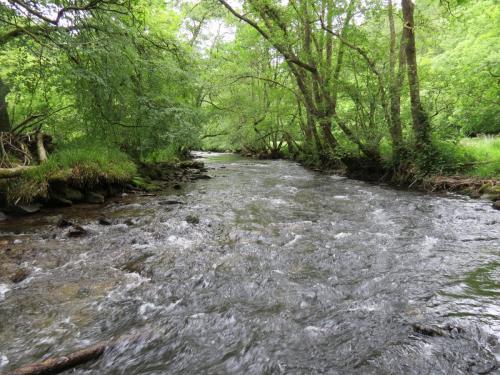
(0, 0), (499, 215)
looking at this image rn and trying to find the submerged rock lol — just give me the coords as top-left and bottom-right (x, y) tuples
(57, 218), (73, 228)
(15, 203), (42, 214)
(98, 216), (112, 225)
(121, 253), (154, 274)
(179, 160), (204, 169)
(160, 199), (184, 205)
(191, 174), (211, 180)
(85, 192), (105, 204)
(67, 225), (87, 237)
(49, 196), (73, 207)
(64, 188), (83, 202)
(186, 215), (200, 224)
(10, 268), (30, 283)
(411, 323), (463, 337)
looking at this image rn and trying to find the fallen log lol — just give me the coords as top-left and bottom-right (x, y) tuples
(5, 341), (110, 375)
(0, 166), (34, 178)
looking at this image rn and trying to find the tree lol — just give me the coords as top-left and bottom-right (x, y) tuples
(0, 77), (10, 132)
(402, 0), (431, 151)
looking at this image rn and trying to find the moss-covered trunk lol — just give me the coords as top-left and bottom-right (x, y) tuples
(0, 77), (11, 132)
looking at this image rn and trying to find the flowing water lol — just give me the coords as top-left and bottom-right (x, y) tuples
(0, 153), (499, 374)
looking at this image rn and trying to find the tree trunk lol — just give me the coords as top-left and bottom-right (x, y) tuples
(402, 0), (430, 151)
(36, 132), (48, 162)
(388, 0), (405, 162)
(0, 77), (11, 132)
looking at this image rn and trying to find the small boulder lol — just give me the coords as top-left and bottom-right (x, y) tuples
(191, 174), (211, 180)
(186, 215), (200, 224)
(57, 218), (73, 228)
(85, 192), (105, 204)
(160, 200), (184, 205)
(10, 268), (30, 283)
(48, 195), (73, 207)
(493, 201), (500, 211)
(98, 216), (112, 225)
(16, 203), (42, 214)
(0, 212), (7, 221)
(67, 225), (87, 237)
(179, 160), (204, 169)
(121, 253), (153, 274)
(64, 188), (83, 202)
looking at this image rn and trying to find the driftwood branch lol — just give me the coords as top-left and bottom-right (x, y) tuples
(5, 333), (144, 375)
(5, 341), (109, 375)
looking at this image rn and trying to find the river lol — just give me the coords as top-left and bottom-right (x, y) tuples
(0, 152), (499, 374)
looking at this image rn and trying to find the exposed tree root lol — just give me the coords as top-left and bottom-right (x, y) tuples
(423, 176), (498, 193)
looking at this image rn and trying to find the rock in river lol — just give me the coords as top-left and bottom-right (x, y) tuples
(85, 192), (105, 204)
(67, 225), (87, 237)
(186, 215), (200, 224)
(10, 268), (30, 283)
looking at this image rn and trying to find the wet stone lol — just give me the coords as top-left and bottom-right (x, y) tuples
(57, 218), (73, 228)
(185, 215), (200, 224)
(98, 217), (112, 225)
(121, 253), (154, 275)
(85, 192), (105, 204)
(67, 225), (87, 237)
(10, 268), (30, 283)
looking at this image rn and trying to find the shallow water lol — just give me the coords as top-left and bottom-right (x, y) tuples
(0, 152), (499, 374)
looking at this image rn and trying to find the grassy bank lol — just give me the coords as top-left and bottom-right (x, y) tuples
(460, 137), (500, 179)
(1, 142), (137, 205)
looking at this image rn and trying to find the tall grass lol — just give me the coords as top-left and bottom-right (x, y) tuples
(461, 136), (500, 178)
(5, 141), (136, 203)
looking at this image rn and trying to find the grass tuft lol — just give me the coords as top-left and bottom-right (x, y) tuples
(5, 141), (136, 204)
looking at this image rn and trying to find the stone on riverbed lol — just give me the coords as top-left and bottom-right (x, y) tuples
(98, 216), (112, 225)
(186, 215), (200, 224)
(67, 225), (87, 237)
(57, 218), (73, 228)
(54, 196), (73, 207)
(10, 268), (30, 283)
(85, 192), (105, 204)
(121, 253), (154, 274)
(64, 188), (84, 202)
(159, 199), (184, 205)
(15, 203), (42, 214)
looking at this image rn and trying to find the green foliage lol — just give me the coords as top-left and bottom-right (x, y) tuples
(461, 137), (500, 178)
(0, 0), (498, 202)
(421, 0), (500, 136)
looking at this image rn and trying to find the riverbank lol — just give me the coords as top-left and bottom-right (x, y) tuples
(235, 148), (500, 209)
(0, 143), (210, 218)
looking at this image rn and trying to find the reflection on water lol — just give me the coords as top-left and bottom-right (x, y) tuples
(0, 152), (499, 374)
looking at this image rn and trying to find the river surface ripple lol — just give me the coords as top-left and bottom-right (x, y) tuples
(0, 152), (499, 374)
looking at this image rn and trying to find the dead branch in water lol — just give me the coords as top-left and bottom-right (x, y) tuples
(4, 341), (109, 375)
(5, 333), (143, 375)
